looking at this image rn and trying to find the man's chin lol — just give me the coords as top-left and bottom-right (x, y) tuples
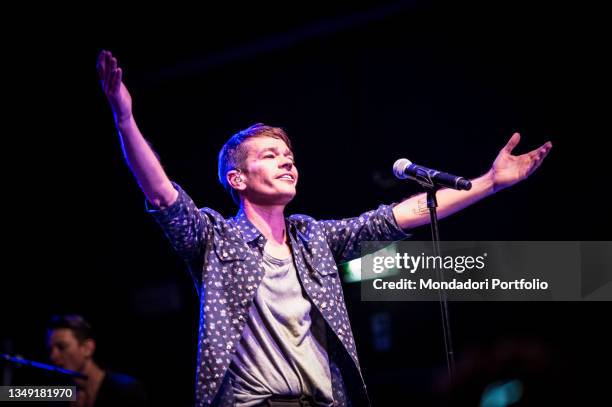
(275, 191), (296, 206)
(246, 187), (297, 206)
(255, 191), (296, 206)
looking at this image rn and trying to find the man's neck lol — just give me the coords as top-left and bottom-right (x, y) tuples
(241, 201), (286, 245)
(74, 361), (105, 406)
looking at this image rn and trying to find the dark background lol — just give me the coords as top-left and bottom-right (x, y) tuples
(3, 1), (610, 405)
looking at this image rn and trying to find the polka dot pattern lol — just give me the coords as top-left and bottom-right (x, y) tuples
(148, 184), (408, 406)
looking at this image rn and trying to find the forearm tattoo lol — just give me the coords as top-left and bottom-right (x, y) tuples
(412, 197), (429, 217)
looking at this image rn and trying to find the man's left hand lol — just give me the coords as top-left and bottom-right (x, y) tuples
(490, 132), (552, 192)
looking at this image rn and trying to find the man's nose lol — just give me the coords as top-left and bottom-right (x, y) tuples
(279, 159), (293, 170)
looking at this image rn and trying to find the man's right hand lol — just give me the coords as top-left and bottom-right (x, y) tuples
(96, 50), (177, 208)
(97, 50), (133, 124)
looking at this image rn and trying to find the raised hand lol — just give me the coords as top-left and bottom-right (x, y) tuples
(490, 133), (553, 192)
(96, 50), (132, 124)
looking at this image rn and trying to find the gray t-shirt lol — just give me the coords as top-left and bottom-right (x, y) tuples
(228, 250), (334, 407)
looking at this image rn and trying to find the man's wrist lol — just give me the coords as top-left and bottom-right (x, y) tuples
(115, 114), (134, 130)
(481, 170), (497, 195)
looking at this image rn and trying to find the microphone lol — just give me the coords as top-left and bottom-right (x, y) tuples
(393, 158), (472, 190)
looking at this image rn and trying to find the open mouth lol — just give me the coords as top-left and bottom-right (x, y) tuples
(276, 174), (295, 183)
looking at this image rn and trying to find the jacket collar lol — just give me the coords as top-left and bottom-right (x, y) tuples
(233, 209), (298, 243)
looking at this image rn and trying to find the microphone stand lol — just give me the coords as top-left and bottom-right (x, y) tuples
(419, 180), (455, 380)
(1, 353), (87, 379)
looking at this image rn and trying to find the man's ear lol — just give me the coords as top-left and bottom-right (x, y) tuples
(82, 339), (96, 359)
(227, 170), (246, 192)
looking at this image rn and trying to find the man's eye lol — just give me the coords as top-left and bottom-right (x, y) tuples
(264, 154), (275, 158)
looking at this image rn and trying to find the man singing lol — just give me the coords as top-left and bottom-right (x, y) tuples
(97, 50), (551, 407)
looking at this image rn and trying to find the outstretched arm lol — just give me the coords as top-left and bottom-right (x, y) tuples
(392, 133), (552, 230)
(97, 50), (178, 208)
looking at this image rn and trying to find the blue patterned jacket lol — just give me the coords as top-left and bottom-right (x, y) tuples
(149, 185), (408, 406)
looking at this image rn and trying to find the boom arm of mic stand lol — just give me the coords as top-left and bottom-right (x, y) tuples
(1, 353), (87, 379)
